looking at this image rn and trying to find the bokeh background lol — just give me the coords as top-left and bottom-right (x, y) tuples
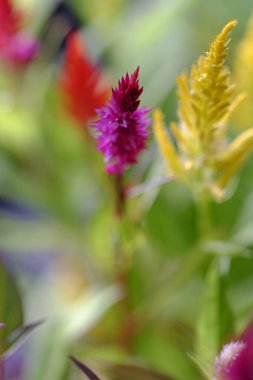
(2, 0), (253, 379)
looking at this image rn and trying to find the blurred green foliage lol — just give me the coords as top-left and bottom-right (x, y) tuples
(1, 1), (253, 380)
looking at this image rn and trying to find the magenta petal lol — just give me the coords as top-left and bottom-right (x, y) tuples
(213, 322), (253, 380)
(213, 341), (246, 380)
(92, 67), (151, 175)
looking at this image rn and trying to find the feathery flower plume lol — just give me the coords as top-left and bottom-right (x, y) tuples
(59, 31), (110, 127)
(153, 20), (253, 200)
(0, 0), (38, 64)
(213, 341), (246, 380)
(234, 13), (253, 129)
(93, 67), (150, 175)
(213, 322), (253, 380)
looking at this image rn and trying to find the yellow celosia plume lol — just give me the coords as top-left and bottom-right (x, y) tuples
(153, 20), (253, 201)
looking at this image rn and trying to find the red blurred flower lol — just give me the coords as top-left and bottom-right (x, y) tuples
(59, 31), (110, 127)
(0, 0), (38, 65)
(0, 0), (20, 37)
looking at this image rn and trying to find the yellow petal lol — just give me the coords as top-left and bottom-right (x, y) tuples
(170, 121), (193, 155)
(176, 73), (197, 134)
(213, 128), (253, 188)
(213, 128), (253, 169)
(153, 109), (184, 177)
(216, 157), (245, 189)
(220, 93), (246, 125)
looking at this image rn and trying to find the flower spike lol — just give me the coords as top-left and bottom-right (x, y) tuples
(213, 341), (246, 380)
(212, 322), (253, 380)
(92, 67), (151, 175)
(153, 20), (253, 200)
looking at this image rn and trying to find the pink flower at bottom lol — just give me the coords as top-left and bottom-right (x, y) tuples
(213, 323), (253, 380)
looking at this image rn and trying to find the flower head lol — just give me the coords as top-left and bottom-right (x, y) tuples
(213, 341), (246, 380)
(93, 67), (150, 175)
(0, 0), (38, 65)
(213, 322), (253, 380)
(59, 31), (110, 127)
(153, 20), (253, 200)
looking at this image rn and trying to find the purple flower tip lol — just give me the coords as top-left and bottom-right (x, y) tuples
(92, 67), (151, 175)
(0, 323), (5, 327)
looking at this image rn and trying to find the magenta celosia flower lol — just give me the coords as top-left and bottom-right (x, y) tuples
(92, 67), (151, 175)
(213, 322), (253, 380)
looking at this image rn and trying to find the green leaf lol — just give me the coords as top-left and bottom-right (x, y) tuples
(195, 259), (234, 377)
(145, 184), (197, 255)
(195, 259), (220, 376)
(0, 262), (23, 352)
(136, 325), (201, 380)
(106, 363), (174, 380)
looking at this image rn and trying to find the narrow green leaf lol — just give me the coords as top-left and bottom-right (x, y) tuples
(136, 325), (201, 380)
(195, 259), (234, 377)
(219, 276), (234, 344)
(195, 259), (220, 376)
(0, 262), (23, 352)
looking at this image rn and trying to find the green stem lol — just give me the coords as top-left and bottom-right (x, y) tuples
(195, 191), (212, 240)
(112, 179), (138, 351)
(115, 174), (126, 218)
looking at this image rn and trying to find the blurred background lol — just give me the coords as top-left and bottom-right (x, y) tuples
(2, 0), (253, 379)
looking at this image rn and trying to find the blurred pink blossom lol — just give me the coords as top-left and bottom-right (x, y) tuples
(0, 0), (38, 65)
